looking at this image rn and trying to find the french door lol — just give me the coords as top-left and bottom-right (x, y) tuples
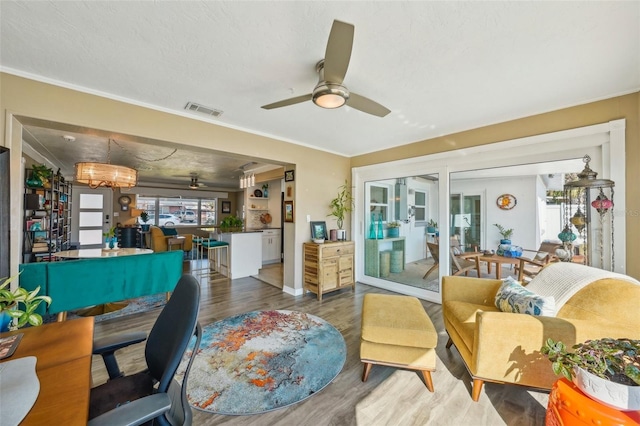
(71, 187), (113, 249)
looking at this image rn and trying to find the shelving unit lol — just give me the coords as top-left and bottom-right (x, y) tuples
(22, 170), (72, 263)
(247, 196), (269, 211)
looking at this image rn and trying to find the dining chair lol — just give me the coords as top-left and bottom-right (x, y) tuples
(89, 274), (201, 426)
(423, 242), (481, 279)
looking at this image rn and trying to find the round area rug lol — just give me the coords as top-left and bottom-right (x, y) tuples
(176, 310), (346, 415)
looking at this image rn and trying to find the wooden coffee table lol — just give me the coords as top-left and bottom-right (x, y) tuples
(479, 254), (520, 279)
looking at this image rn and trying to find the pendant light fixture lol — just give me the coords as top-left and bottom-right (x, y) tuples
(75, 139), (138, 189)
(562, 154), (615, 270)
(239, 172), (255, 189)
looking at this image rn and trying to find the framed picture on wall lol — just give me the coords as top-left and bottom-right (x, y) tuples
(284, 170), (295, 182)
(221, 201), (231, 214)
(284, 200), (294, 222)
(310, 221), (327, 240)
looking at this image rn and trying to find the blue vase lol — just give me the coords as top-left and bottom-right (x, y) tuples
(0, 310), (12, 332)
(109, 237), (116, 249)
(377, 214), (384, 239)
(368, 213), (376, 239)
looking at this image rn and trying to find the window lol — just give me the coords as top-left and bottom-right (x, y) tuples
(368, 184), (390, 222)
(136, 196), (217, 226)
(414, 190), (427, 223)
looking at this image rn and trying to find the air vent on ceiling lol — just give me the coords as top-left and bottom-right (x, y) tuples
(184, 102), (223, 118)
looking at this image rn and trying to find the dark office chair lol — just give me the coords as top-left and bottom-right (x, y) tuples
(89, 274), (202, 426)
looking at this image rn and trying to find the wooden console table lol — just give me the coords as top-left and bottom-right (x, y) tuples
(303, 241), (354, 301)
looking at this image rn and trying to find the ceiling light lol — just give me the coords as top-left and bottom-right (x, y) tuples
(312, 83), (349, 109)
(75, 139), (138, 189)
(239, 173), (255, 189)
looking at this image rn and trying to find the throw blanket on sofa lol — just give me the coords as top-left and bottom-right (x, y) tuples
(526, 262), (640, 311)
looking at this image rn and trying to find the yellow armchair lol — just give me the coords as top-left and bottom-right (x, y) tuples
(148, 226), (193, 253)
(442, 264), (640, 401)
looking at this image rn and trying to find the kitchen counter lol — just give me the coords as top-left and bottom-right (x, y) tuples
(218, 231), (262, 278)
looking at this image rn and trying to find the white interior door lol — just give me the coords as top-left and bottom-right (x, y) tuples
(72, 187), (113, 249)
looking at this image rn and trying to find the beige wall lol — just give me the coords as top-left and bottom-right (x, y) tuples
(0, 72), (351, 291)
(3, 71), (638, 282)
(352, 93), (640, 279)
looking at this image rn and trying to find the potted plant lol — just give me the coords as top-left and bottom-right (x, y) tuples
(541, 337), (640, 410)
(139, 210), (150, 231)
(328, 180), (354, 241)
(27, 164), (53, 188)
(220, 215), (243, 232)
(387, 221), (401, 238)
(103, 226), (117, 249)
(0, 274), (52, 331)
(493, 223), (514, 244)
(426, 219), (438, 234)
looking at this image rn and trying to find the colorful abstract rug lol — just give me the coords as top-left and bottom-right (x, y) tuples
(176, 310), (346, 415)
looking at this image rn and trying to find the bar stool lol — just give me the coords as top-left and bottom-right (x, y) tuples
(191, 235), (204, 261)
(200, 240), (230, 282)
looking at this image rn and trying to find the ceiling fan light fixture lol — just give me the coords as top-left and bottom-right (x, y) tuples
(312, 83), (349, 109)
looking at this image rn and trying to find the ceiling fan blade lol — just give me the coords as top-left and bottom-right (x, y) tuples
(323, 20), (354, 84)
(261, 94), (312, 110)
(346, 93), (391, 117)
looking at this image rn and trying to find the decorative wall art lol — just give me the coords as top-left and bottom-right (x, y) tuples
(284, 200), (294, 222)
(221, 201), (231, 214)
(284, 170), (295, 182)
(496, 194), (517, 210)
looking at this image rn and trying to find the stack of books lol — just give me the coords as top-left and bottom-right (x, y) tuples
(31, 242), (49, 253)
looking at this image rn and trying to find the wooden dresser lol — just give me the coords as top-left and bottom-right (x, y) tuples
(303, 241), (354, 301)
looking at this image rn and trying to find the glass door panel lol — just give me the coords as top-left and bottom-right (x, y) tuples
(363, 175), (440, 293)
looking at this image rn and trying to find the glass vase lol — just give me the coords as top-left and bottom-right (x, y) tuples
(368, 213), (376, 239)
(377, 214), (384, 239)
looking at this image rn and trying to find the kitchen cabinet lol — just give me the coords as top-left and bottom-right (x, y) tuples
(303, 241), (354, 301)
(262, 229), (281, 264)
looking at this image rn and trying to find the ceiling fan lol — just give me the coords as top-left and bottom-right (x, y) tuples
(188, 173), (206, 189)
(261, 20), (391, 117)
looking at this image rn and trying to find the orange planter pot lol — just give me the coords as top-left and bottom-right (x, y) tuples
(546, 378), (640, 426)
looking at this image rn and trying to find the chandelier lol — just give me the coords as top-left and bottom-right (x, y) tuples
(562, 154), (615, 270)
(239, 173), (255, 189)
(75, 139), (138, 189)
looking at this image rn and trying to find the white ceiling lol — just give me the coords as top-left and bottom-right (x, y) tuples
(1, 1), (638, 184)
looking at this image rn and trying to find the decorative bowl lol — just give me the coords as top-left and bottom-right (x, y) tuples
(313, 239), (325, 244)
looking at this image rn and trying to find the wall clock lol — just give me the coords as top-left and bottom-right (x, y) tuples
(496, 194), (517, 210)
(118, 195), (132, 211)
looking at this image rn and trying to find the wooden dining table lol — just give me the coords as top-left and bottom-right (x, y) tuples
(0, 317), (94, 425)
(478, 254), (520, 279)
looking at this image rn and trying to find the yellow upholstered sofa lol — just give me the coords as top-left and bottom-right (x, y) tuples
(442, 262), (640, 401)
(148, 225), (193, 253)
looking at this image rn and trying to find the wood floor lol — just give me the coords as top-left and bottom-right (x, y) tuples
(91, 266), (549, 425)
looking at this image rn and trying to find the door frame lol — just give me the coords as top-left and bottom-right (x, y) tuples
(353, 119), (626, 304)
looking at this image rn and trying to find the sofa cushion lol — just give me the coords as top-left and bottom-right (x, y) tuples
(160, 226), (178, 236)
(495, 276), (556, 316)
